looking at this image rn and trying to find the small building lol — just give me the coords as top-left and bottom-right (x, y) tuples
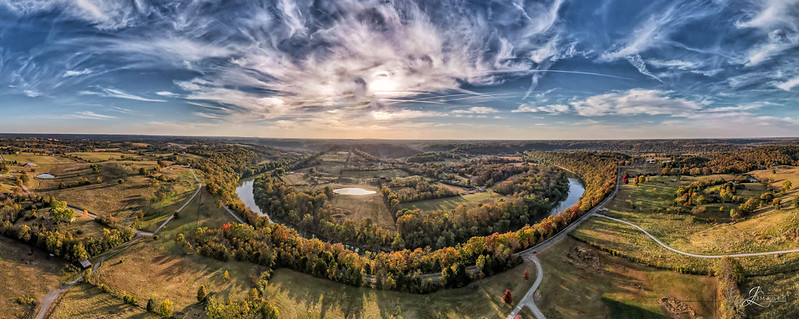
(78, 259), (92, 269)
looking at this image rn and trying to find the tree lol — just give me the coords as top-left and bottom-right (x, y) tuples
(738, 197), (760, 215)
(523, 270), (529, 281)
(158, 299), (174, 318)
(223, 270), (231, 281)
(146, 298), (156, 312)
(197, 285), (208, 303)
(391, 233), (405, 250)
(773, 198), (782, 210)
(50, 207), (76, 224)
(502, 289), (513, 305)
(783, 181), (793, 193)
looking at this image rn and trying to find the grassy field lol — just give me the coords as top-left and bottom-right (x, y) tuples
(743, 269), (799, 318)
(262, 260), (536, 318)
(2, 152), (76, 165)
(49, 283), (156, 319)
(340, 168), (408, 179)
(401, 191), (502, 212)
(67, 152), (142, 162)
(94, 240), (256, 314)
(571, 170), (799, 275)
(0, 237), (67, 319)
(328, 184), (395, 229)
(93, 190), (243, 313)
(750, 166), (799, 197)
(536, 237), (718, 318)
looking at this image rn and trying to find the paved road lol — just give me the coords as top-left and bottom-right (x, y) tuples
(506, 255), (545, 319)
(594, 214), (799, 258)
(222, 205), (245, 224)
(35, 237), (143, 319)
(517, 167), (622, 258)
(154, 181), (203, 234)
(35, 278), (81, 319)
(506, 167), (621, 319)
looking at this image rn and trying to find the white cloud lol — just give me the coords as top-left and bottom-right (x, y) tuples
(736, 0), (799, 66)
(371, 110), (445, 121)
(80, 88), (167, 102)
(452, 106), (499, 114)
(155, 91), (177, 97)
(512, 104), (569, 114)
(776, 76), (799, 91)
(23, 90), (41, 97)
(63, 69), (91, 77)
(569, 89), (703, 116)
(702, 103), (771, 113)
(58, 111), (117, 120)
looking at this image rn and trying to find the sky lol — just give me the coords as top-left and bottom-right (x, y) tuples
(0, 0), (798, 139)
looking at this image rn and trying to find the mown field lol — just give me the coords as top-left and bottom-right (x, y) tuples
(401, 191), (502, 212)
(536, 237), (718, 318)
(49, 283), (157, 319)
(327, 184), (396, 229)
(91, 189), (243, 313)
(571, 169), (799, 275)
(262, 260), (536, 318)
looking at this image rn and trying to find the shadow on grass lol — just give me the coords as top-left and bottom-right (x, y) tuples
(601, 297), (665, 319)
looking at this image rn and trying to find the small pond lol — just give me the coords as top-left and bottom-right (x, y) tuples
(36, 173), (55, 179)
(333, 188), (377, 195)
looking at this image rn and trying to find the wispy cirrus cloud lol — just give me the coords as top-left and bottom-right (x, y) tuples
(80, 88), (166, 103)
(452, 106), (499, 114)
(55, 111), (117, 120)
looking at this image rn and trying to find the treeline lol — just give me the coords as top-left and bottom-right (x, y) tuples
(392, 166), (569, 249)
(524, 151), (618, 213)
(190, 145), (260, 204)
(382, 177), (459, 203)
(0, 199), (135, 261)
(661, 146), (799, 175)
(493, 166), (568, 196)
(407, 152), (460, 163)
(716, 257), (745, 319)
(182, 148), (617, 293)
(253, 175), (394, 249)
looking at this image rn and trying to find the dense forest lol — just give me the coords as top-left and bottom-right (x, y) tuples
(184, 146), (618, 293)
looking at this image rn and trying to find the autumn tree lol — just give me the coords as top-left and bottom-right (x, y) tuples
(502, 289), (513, 305)
(523, 270), (529, 281)
(783, 181), (793, 193)
(158, 299), (174, 318)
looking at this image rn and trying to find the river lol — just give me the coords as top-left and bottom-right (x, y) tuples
(236, 175), (584, 220)
(550, 177), (585, 215)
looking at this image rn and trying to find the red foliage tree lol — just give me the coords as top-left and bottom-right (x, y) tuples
(523, 270), (529, 281)
(502, 289), (513, 305)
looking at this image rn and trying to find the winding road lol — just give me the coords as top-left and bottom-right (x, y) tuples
(35, 168), (202, 318)
(507, 166), (799, 319)
(506, 255), (545, 319)
(594, 213), (799, 258)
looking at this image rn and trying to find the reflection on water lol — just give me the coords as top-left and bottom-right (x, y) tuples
(333, 187), (376, 195)
(236, 178), (264, 216)
(551, 178), (585, 215)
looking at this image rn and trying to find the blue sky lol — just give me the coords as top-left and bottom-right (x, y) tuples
(0, 0), (798, 139)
